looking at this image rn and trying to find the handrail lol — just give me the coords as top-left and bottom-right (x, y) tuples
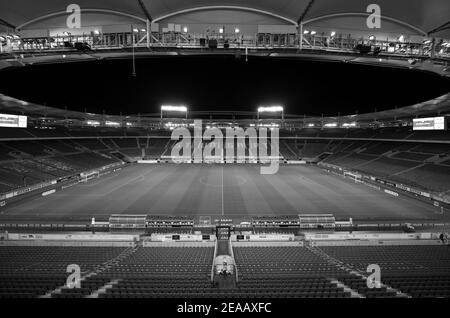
(210, 237), (218, 282)
(229, 238), (239, 283)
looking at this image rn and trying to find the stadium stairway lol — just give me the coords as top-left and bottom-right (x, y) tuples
(306, 245), (410, 298)
(213, 239), (238, 290)
(46, 245), (139, 298)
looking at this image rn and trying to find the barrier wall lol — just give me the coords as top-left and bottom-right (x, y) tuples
(313, 240), (444, 247)
(149, 233), (216, 242)
(0, 240), (135, 247)
(6, 233), (138, 241)
(232, 241), (303, 247)
(143, 241), (215, 247)
(231, 234), (295, 242)
(303, 232), (433, 241)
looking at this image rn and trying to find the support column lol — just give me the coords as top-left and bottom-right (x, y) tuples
(146, 19), (150, 49)
(299, 23), (304, 51)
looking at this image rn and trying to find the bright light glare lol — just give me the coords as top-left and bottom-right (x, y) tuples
(324, 123), (338, 128)
(258, 106), (284, 113)
(105, 121), (120, 127)
(161, 105), (188, 112)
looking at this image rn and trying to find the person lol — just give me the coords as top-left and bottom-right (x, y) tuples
(222, 261), (228, 275)
(439, 233), (449, 244)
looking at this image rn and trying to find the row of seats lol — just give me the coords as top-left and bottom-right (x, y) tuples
(1, 245), (449, 298)
(322, 140), (450, 194)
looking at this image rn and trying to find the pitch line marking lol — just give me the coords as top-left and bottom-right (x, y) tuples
(95, 169), (153, 196)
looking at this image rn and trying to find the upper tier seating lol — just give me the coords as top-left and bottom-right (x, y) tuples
(394, 164), (450, 193)
(391, 151), (435, 161)
(39, 140), (79, 153)
(74, 139), (108, 150)
(6, 141), (53, 156)
(111, 138), (138, 148)
(300, 141), (330, 158)
(355, 157), (421, 177)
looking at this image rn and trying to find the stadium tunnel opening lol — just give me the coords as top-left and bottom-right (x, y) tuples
(0, 54), (449, 116)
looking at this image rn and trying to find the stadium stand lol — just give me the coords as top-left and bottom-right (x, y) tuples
(394, 164), (450, 193)
(319, 245), (450, 298)
(0, 246), (127, 298)
(2, 242), (447, 298)
(74, 139), (109, 150)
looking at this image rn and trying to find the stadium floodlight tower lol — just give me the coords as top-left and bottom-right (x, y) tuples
(160, 105), (188, 120)
(257, 106), (284, 121)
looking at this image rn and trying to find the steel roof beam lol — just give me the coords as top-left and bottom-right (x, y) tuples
(428, 20), (450, 36)
(0, 17), (16, 30)
(298, 0), (316, 24)
(136, 0), (152, 22)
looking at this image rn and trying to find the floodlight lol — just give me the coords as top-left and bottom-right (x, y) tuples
(398, 35), (405, 43)
(311, 31), (317, 35)
(324, 123), (338, 128)
(86, 120), (100, 126)
(257, 106), (284, 113)
(235, 28), (240, 34)
(133, 28), (139, 33)
(161, 105), (187, 112)
(330, 31), (336, 37)
(105, 121), (120, 127)
(93, 30), (100, 35)
(369, 35), (375, 41)
(219, 28), (224, 34)
(303, 30), (309, 35)
(183, 26), (188, 33)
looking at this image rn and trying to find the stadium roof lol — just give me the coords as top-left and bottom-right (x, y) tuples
(1, 92), (449, 124)
(1, 0), (449, 37)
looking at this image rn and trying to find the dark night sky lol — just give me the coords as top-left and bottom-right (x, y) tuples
(0, 55), (449, 116)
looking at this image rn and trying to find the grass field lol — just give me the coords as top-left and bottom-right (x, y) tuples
(0, 164), (443, 222)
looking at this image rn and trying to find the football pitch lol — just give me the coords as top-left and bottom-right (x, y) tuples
(0, 164), (443, 222)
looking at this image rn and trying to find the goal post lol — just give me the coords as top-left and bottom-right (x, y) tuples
(79, 170), (100, 183)
(343, 171), (362, 183)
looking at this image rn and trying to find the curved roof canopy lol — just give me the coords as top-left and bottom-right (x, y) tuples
(0, 0), (449, 37)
